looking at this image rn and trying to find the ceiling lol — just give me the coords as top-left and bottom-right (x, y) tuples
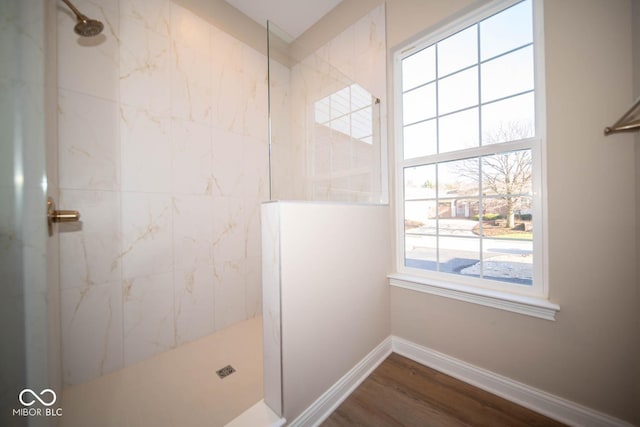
(224, 0), (343, 41)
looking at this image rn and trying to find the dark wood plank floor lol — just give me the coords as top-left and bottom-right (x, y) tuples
(322, 353), (566, 427)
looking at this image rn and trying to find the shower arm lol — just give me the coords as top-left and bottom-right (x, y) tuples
(60, 0), (86, 20)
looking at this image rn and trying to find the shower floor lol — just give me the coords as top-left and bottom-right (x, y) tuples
(60, 317), (263, 427)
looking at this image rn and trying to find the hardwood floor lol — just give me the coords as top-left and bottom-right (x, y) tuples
(321, 353), (566, 427)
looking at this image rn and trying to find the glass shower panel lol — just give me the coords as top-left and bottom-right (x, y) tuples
(0, 0), (59, 424)
(267, 8), (386, 203)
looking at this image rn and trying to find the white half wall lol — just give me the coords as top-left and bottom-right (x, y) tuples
(261, 201), (390, 421)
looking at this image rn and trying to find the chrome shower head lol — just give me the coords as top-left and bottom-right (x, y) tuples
(61, 0), (104, 37)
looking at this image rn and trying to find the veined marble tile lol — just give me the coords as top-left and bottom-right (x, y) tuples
(171, 78), (212, 125)
(174, 266), (215, 345)
(171, 41), (212, 124)
(210, 26), (243, 74)
(329, 36), (356, 88)
(240, 46), (268, 140)
(57, 0), (120, 101)
(172, 194), (215, 269)
(59, 189), (121, 290)
(213, 258), (246, 331)
(243, 135), (269, 205)
(119, 17), (170, 113)
(171, 117), (213, 195)
(170, 2), (210, 51)
(269, 143), (295, 201)
(353, 6), (386, 98)
(61, 280), (123, 386)
(56, 0), (285, 384)
(267, 62), (293, 200)
(242, 135), (268, 265)
(211, 127), (243, 197)
(120, 0), (170, 37)
(120, 104), (171, 193)
(212, 196), (245, 266)
(170, 9), (211, 92)
(245, 255), (262, 318)
(244, 201), (262, 261)
(211, 27), (245, 135)
(65, 0), (119, 13)
(121, 192), (172, 279)
(212, 71), (244, 135)
(58, 89), (120, 191)
(123, 272), (174, 365)
(266, 60), (291, 148)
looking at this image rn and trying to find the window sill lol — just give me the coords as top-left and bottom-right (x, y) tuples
(388, 273), (559, 321)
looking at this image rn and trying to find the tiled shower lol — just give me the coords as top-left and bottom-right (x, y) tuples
(1, 0), (386, 424)
(57, 0), (386, 389)
(57, 0), (269, 386)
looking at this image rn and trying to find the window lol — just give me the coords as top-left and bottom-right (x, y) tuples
(394, 0), (551, 306)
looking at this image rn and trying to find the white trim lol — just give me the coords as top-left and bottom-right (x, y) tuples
(400, 138), (536, 169)
(391, 336), (634, 427)
(532, 0), (550, 298)
(287, 337), (393, 427)
(389, 273), (559, 320)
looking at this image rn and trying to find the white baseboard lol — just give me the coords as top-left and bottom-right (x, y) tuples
(391, 336), (633, 427)
(288, 336), (393, 427)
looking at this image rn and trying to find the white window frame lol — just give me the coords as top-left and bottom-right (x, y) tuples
(390, 0), (559, 320)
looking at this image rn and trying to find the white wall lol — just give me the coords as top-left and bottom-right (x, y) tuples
(57, 0), (269, 386)
(387, 0), (640, 424)
(262, 201), (390, 421)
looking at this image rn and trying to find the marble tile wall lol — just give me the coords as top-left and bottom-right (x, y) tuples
(57, 0), (268, 386)
(276, 5), (386, 202)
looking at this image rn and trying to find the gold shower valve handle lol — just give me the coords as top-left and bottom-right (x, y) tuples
(47, 197), (81, 235)
(51, 209), (80, 222)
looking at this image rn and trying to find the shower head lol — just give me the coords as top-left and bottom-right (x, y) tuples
(74, 16), (104, 37)
(60, 0), (104, 37)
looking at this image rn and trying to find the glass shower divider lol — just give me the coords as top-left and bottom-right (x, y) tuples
(267, 18), (386, 204)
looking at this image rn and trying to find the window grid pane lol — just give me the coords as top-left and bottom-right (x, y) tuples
(481, 45), (534, 104)
(438, 66), (479, 115)
(480, 0), (533, 61)
(403, 83), (436, 125)
(404, 156), (533, 284)
(402, 45), (436, 92)
(437, 25), (478, 77)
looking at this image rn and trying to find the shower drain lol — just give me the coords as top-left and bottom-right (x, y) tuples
(216, 365), (236, 379)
